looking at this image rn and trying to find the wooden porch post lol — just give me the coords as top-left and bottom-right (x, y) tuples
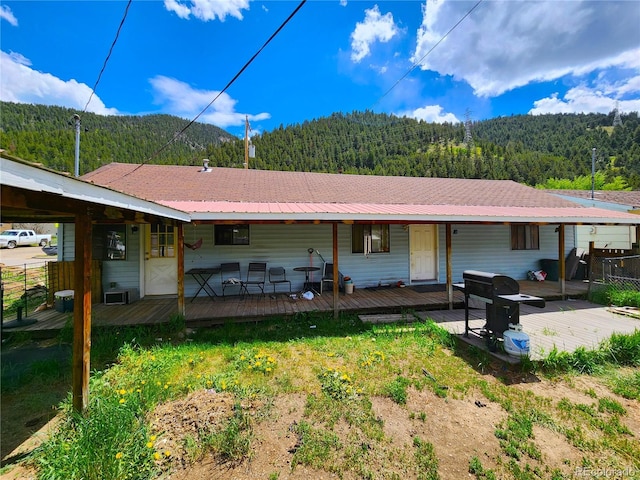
(177, 223), (185, 317)
(587, 240), (595, 297)
(72, 212), (92, 413)
(558, 223), (566, 298)
(332, 222), (339, 319)
(446, 224), (453, 309)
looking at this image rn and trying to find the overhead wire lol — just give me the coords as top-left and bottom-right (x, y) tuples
(371, 0), (485, 110)
(82, 0), (133, 114)
(137, 0), (307, 169)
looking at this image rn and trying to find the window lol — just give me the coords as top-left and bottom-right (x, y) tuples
(215, 225), (250, 245)
(93, 224), (127, 261)
(149, 224), (175, 258)
(352, 224), (390, 254)
(511, 225), (539, 250)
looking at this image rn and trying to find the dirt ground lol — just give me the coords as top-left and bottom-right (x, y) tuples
(2, 367), (638, 480)
(148, 375), (637, 480)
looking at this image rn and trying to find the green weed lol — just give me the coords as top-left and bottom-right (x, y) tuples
(384, 376), (411, 405)
(413, 436), (439, 480)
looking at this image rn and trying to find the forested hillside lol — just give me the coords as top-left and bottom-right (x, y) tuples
(0, 102), (234, 174)
(1, 102), (639, 188)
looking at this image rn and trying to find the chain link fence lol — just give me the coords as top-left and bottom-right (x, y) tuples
(1, 262), (51, 325)
(595, 255), (640, 294)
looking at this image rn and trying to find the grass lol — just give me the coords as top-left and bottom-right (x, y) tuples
(3, 311), (640, 479)
(590, 284), (640, 308)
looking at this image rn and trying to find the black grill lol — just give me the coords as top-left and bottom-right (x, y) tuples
(455, 270), (545, 341)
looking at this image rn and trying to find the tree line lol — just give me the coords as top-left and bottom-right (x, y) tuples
(1, 102), (638, 188)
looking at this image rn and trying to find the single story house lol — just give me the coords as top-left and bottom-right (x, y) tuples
(73, 162), (640, 304)
(548, 190), (640, 250)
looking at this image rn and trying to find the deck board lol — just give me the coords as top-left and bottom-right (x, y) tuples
(6, 279), (636, 363)
(2, 279), (586, 334)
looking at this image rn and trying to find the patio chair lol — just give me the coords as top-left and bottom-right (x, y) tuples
(242, 262), (267, 297)
(220, 262), (242, 298)
(320, 262), (343, 294)
(268, 266), (291, 294)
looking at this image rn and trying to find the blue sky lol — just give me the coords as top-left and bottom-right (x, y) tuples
(1, 0), (639, 138)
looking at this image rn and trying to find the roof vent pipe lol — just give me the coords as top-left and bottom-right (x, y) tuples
(201, 159), (211, 172)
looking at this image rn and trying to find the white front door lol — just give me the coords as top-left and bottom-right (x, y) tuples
(144, 224), (178, 296)
(410, 225), (437, 282)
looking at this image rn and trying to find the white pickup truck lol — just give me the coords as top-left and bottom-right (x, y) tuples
(0, 229), (52, 249)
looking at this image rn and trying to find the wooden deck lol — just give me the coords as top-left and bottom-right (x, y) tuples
(1, 280), (589, 337)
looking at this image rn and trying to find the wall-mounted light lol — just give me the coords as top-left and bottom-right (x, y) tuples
(131, 225), (139, 235)
(453, 229), (458, 235)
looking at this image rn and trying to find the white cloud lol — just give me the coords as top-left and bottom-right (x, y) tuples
(0, 5), (18, 26)
(397, 105), (459, 124)
(0, 51), (119, 115)
(530, 80), (640, 115)
(164, 0), (249, 21)
(412, 0), (640, 98)
(149, 75), (270, 127)
(351, 5), (398, 63)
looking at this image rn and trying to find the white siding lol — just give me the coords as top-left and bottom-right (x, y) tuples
(63, 222), (577, 298)
(574, 225), (636, 250)
(439, 224), (576, 282)
(61, 223), (142, 293)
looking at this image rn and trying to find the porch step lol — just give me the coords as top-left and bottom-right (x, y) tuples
(358, 313), (417, 324)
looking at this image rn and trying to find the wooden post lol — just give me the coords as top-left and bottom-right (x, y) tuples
(587, 241), (595, 297)
(558, 224), (566, 298)
(332, 223), (339, 318)
(72, 212), (92, 413)
(177, 223), (185, 317)
(446, 224), (453, 309)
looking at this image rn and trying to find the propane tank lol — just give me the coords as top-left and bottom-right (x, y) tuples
(503, 323), (530, 357)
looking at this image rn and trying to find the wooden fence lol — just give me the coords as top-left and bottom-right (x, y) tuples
(47, 260), (102, 304)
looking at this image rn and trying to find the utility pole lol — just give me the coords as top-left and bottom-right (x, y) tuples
(591, 147), (596, 200)
(243, 115), (255, 169)
(244, 115), (249, 169)
(73, 114), (81, 177)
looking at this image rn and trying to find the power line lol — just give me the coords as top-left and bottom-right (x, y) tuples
(371, 0), (484, 110)
(141, 0), (307, 166)
(82, 0), (133, 113)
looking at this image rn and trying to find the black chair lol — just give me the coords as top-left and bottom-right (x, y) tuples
(220, 262), (242, 298)
(242, 262), (267, 297)
(320, 262), (337, 294)
(268, 267), (291, 294)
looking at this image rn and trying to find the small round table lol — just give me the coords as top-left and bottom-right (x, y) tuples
(293, 266), (321, 295)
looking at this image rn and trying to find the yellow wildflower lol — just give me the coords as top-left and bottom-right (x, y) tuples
(115, 452), (123, 460)
(153, 452), (161, 460)
(146, 442), (154, 449)
(119, 389), (127, 395)
(164, 450), (171, 457)
(119, 398), (125, 404)
(150, 435), (157, 442)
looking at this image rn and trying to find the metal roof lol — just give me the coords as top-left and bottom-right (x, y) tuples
(80, 163), (640, 225)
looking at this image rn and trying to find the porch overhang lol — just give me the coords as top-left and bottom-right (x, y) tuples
(160, 201), (640, 226)
(1, 154), (191, 224)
